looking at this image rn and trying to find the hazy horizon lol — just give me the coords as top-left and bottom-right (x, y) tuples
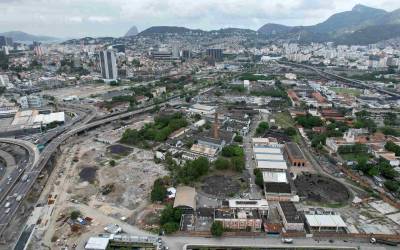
(1, 0), (400, 38)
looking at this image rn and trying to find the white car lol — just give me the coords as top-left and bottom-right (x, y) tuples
(282, 238), (293, 244)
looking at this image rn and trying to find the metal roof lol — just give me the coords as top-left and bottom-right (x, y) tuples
(305, 214), (347, 228)
(173, 186), (196, 210)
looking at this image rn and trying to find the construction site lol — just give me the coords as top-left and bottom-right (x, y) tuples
(18, 114), (168, 249)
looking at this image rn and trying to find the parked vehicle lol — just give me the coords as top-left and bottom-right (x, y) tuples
(4, 202), (10, 208)
(282, 238), (293, 244)
(370, 237), (398, 246)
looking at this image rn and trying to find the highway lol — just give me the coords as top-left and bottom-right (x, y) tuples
(279, 61), (400, 99)
(0, 139), (39, 228)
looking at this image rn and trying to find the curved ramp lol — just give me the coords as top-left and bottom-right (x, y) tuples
(0, 149), (17, 168)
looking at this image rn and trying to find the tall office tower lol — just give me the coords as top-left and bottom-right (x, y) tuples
(206, 48), (223, 62)
(99, 50), (118, 80)
(0, 36), (6, 47)
(181, 50), (191, 60)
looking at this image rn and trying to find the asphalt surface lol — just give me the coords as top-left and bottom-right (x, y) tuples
(0, 139), (39, 228)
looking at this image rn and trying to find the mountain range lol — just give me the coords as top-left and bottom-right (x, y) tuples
(2, 4), (400, 45)
(0, 31), (58, 43)
(136, 4), (400, 44)
(257, 4), (400, 44)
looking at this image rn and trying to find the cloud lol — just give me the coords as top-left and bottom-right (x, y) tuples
(88, 16), (113, 23)
(68, 16), (83, 23)
(0, 0), (399, 37)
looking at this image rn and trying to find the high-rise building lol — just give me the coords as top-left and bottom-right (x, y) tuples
(99, 50), (118, 80)
(181, 50), (191, 60)
(0, 36), (6, 47)
(206, 48), (223, 62)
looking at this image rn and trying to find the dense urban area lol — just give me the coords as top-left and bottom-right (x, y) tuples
(1, 3), (400, 250)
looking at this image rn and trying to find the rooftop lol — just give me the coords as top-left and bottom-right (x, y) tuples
(173, 186), (196, 210)
(285, 142), (305, 160)
(279, 201), (303, 224)
(228, 199), (269, 210)
(305, 214), (347, 228)
(262, 171), (288, 183)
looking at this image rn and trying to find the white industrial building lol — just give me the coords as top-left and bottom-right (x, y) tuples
(305, 213), (348, 233)
(188, 103), (216, 115)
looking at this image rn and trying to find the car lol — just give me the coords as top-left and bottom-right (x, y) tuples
(282, 238), (293, 244)
(16, 195), (22, 202)
(5, 208), (10, 214)
(4, 202), (11, 208)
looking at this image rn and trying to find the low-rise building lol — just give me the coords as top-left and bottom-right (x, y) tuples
(188, 104), (216, 116)
(304, 212), (347, 233)
(277, 201), (304, 232)
(214, 209), (262, 232)
(173, 186), (196, 213)
(284, 142), (307, 167)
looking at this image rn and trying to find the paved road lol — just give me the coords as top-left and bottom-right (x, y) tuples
(165, 235), (390, 250)
(279, 61), (400, 99)
(0, 139), (39, 227)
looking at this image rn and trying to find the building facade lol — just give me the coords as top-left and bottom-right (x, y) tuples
(99, 50), (118, 80)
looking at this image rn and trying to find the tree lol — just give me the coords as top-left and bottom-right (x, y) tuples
(284, 127), (297, 136)
(231, 156), (245, 172)
(70, 210), (81, 220)
(385, 141), (400, 156)
(256, 122), (269, 135)
(159, 205), (182, 234)
(295, 114), (323, 129)
(234, 135), (243, 143)
(210, 221), (224, 237)
(254, 169), (263, 188)
(162, 222), (179, 234)
(384, 180), (400, 193)
(109, 160), (116, 167)
(151, 178), (166, 202)
(221, 145), (244, 157)
(214, 157), (230, 170)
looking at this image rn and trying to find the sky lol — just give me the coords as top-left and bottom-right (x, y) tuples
(0, 0), (399, 38)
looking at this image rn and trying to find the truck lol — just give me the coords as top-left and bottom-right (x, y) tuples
(370, 237), (398, 246)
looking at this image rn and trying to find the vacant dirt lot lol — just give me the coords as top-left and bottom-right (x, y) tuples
(201, 172), (248, 198)
(295, 173), (351, 204)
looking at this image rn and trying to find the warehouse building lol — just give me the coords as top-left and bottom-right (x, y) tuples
(173, 186), (196, 213)
(284, 142), (307, 167)
(305, 212), (348, 233)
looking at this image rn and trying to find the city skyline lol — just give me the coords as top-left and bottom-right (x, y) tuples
(1, 0), (400, 38)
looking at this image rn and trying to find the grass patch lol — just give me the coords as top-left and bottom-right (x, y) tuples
(273, 111), (295, 128)
(340, 152), (369, 162)
(329, 87), (362, 97)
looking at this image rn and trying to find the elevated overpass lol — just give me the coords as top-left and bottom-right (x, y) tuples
(279, 61), (400, 99)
